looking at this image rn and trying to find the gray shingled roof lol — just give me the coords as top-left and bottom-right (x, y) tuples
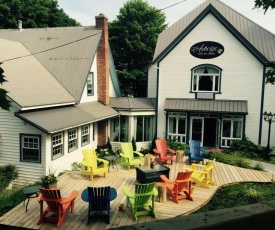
(109, 97), (156, 110)
(153, 0), (275, 63)
(0, 38), (76, 108)
(0, 26), (102, 103)
(15, 102), (119, 133)
(164, 98), (248, 114)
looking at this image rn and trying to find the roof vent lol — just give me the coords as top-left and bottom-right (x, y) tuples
(18, 20), (23, 32)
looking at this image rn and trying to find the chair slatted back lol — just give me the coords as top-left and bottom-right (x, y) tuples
(135, 183), (155, 206)
(39, 188), (62, 211)
(175, 171), (193, 191)
(205, 158), (215, 172)
(155, 139), (167, 158)
(121, 142), (134, 161)
(88, 186), (110, 211)
(82, 148), (98, 170)
(189, 140), (201, 157)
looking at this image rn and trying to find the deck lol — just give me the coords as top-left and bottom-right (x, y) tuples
(0, 158), (274, 230)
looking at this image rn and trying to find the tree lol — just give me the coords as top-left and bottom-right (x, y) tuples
(109, 0), (167, 97)
(254, 0), (275, 13)
(254, 0), (275, 84)
(0, 0), (80, 29)
(0, 64), (11, 110)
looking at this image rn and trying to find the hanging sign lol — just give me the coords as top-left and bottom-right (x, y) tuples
(190, 41), (224, 59)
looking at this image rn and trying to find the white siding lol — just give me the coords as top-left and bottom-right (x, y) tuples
(156, 14), (264, 144)
(80, 55), (98, 103)
(0, 104), (45, 186)
(147, 65), (158, 98)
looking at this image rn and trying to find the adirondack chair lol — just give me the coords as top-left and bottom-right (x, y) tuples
(185, 159), (216, 189)
(123, 182), (158, 221)
(153, 139), (176, 165)
(87, 186), (111, 224)
(81, 148), (109, 180)
(37, 188), (79, 228)
(160, 171), (193, 204)
(120, 142), (143, 170)
(185, 140), (208, 165)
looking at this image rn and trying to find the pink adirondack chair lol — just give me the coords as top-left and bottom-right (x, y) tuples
(153, 139), (176, 165)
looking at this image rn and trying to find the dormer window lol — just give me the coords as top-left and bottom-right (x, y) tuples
(191, 65), (221, 93)
(87, 72), (94, 96)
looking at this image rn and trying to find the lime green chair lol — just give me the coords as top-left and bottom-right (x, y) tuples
(120, 142), (143, 170)
(81, 148), (109, 181)
(123, 182), (158, 221)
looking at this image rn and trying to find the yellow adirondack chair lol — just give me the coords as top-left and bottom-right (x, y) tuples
(123, 182), (158, 221)
(185, 158), (215, 189)
(81, 148), (109, 180)
(120, 142), (143, 170)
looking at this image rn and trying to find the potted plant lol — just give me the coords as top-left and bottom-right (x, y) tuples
(41, 169), (58, 189)
(119, 203), (125, 211)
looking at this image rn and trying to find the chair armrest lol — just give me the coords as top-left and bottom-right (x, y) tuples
(153, 148), (161, 154)
(60, 190), (79, 204)
(97, 158), (109, 164)
(185, 149), (191, 156)
(153, 187), (158, 196)
(133, 151), (144, 157)
(191, 164), (206, 170)
(120, 153), (129, 158)
(122, 186), (135, 198)
(81, 160), (93, 167)
(185, 167), (193, 172)
(160, 175), (175, 185)
(167, 148), (176, 155)
(201, 149), (208, 156)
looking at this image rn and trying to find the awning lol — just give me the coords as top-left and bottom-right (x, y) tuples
(164, 98), (248, 114)
(15, 102), (119, 134)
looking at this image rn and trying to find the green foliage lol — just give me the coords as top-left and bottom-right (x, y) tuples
(71, 162), (82, 171)
(105, 137), (113, 154)
(0, 164), (18, 190)
(0, 0), (80, 29)
(194, 183), (275, 213)
(41, 168), (58, 187)
(0, 64), (11, 111)
(109, 0), (167, 96)
(167, 138), (189, 150)
(254, 0), (275, 13)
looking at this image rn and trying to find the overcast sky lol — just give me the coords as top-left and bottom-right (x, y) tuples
(57, 0), (275, 34)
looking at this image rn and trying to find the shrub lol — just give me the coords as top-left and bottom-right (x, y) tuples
(0, 164), (18, 191)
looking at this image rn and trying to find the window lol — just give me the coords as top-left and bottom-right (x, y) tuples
(167, 112), (187, 143)
(191, 66), (221, 92)
(20, 134), (41, 163)
(135, 116), (153, 142)
(81, 125), (90, 146)
(68, 128), (78, 152)
(221, 115), (243, 147)
(110, 116), (129, 142)
(87, 72), (94, 96)
(52, 133), (63, 159)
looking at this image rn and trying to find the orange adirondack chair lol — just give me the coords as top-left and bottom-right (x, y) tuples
(153, 139), (176, 165)
(37, 188), (79, 228)
(160, 171), (193, 204)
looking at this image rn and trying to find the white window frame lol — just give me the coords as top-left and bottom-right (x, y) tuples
(81, 125), (90, 146)
(20, 134), (41, 163)
(68, 128), (78, 152)
(191, 66), (221, 93)
(221, 115), (243, 147)
(52, 132), (63, 159)
(167, 112), (187, 143)
(87, 72), (94, 96)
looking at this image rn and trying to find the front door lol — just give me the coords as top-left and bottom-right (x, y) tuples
(190, 117), (204, 145)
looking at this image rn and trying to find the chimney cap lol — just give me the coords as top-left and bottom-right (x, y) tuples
(95, 13), (108, 20)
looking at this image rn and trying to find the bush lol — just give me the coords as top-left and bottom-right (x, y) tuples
(0, 164), (18, 191)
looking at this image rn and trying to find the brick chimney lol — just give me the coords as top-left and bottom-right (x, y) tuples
(96, 13), (109, 105)
(96, 13), (109, 147)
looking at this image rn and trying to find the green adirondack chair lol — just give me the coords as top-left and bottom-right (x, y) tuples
(123, 182), (158, 221)
(120, 142), (143, 170)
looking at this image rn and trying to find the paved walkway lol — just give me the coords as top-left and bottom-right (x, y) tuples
(250, 159), (275, 176)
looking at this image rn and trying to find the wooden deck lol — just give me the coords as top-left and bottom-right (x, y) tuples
(0, 158), (274, 230)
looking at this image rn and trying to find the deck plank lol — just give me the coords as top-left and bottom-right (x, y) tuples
(0, 160), (273, 230)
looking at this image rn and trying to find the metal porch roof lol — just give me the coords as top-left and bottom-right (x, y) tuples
(164, 98), (248, 114)
(15, 102), (119, 134)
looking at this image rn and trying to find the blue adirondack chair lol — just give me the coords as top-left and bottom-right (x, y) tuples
(185, 140), (208, 165)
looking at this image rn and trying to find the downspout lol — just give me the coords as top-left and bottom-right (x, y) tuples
(155, 63), (160, 139)
(258, 64), (267, 145)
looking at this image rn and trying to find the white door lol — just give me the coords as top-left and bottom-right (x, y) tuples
(190, 117), (204, 146)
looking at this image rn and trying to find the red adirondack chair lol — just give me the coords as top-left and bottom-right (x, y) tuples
(153, 139), (176, 165)
(160, 171), (193, 204)
(37, 188), (79, 228)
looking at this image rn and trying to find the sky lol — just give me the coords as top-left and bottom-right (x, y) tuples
(57, 0), (275, 34)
